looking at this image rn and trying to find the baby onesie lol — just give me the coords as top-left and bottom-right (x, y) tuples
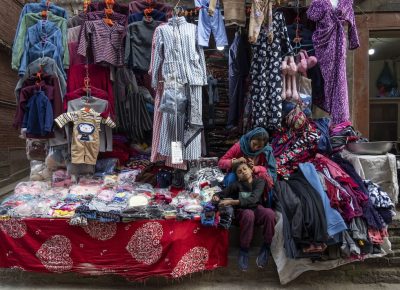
(55, 108), (115, 165)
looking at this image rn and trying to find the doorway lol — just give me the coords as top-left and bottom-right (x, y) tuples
(368, 31), (400, 141)
(352, 13), (400, 139)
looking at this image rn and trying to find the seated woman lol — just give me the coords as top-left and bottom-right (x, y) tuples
(213, 162), (276, 271)
(218, 127), (276, 189)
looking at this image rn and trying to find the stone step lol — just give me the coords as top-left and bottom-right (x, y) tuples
(389, 236), (400, 249)
(386, 248), (400, 258)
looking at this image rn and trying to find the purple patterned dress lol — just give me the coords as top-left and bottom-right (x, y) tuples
(307, 0), (359, 124)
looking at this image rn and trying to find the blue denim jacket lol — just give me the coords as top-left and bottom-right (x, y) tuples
(22, 90), (54, 136)
(14, 1), (67, 47)
(19, 20), (65, 78)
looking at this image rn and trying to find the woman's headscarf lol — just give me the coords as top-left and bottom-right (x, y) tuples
(240, 127), (268, 157)
(239, 127), (277, 181)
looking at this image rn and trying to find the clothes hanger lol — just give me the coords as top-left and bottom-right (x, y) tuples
(82, 76), (92, 112)
(143, 7), (153, 22)
(35, 66), (43, 92)
(103, 0), (114, 26)
(41, 0), (50, 19)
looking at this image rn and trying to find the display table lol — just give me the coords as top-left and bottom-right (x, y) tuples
(0, 218), (228, 280)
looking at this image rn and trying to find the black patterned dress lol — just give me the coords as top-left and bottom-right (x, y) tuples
(249, 11), (293, 130)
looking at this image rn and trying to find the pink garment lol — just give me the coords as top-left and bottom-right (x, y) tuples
(330, 121), (353, 135)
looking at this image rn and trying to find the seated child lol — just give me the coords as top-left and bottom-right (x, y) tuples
(213, 162), (276, 271)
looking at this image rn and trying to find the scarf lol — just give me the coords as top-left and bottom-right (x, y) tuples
(239, 127), (277, 181)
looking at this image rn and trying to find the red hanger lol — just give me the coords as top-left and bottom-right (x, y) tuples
(103, 0), (115, 26)
(144, 7), (153, 21)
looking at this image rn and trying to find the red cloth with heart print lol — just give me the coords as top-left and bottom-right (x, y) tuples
(0, 218), (228, 280)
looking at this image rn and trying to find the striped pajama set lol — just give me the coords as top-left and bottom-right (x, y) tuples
(150, 17), (207, 164)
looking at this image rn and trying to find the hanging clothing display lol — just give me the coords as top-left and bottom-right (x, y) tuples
(249, 11), (293, 130)
(125, 18), (162, 72)
(150, 16), (207, 164)
(228, 31), (249, 128)
(114, 67), (153, 141)
(208, 0), (246, 27)
(248, 0), (273, 44)
(195, 0), (228, 47)
(128, 10), (167, 23)
(307, 0), (359, 124)
(19, 20), (66, 78)
(15, 57), (67, 101)
(12, 11), (69, 72)
(77, 19), (125, 66)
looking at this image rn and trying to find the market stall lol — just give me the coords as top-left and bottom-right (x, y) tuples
(4, 0), (399, 285)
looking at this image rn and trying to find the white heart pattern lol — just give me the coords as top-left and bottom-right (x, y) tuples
(36, 235), (73, 272)
(82, 221), (117, 241)
(126, 221), (163, 265)
(171, 247), (209, 278)
(0, 218), (27, 238)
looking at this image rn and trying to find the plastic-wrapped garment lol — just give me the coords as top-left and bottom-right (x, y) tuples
(69, 185), (102, 200)
(46, 145), (68, 171)
(31, 197), (59, 217)
(1, 194), (34, 209)
(77, 177), (104, 186)
(9, 203), (35, 217)
(41, 187), (70, 199)
(30, 161), (51, 181)
(52, 169), (72, 188)
(131, 183), (155, 197)
(125, 194), (149, 210)
(184, 167), (225, 189)
(14, 181), (49, 196)
(117, 170), (141, 186)
(96, 189), (116, 203)
(94, 158), (119, 177)
(103, 175), (118, 188)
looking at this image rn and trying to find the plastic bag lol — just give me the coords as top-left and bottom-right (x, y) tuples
(45, 145), (68, 171)
(117, 170), (141, 186)
(159, 79), (187, 114)
(30, 161), (51, 181)
(95, 158), (119, 177)
(52, 169), (72, 188)
(103, 175), (118, 188)
(132, 183), (155, 197)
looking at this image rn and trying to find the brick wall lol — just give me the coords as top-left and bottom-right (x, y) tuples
(0, 0), (22, 47)
(0, 0), (23, 150)
(0, 107), (24, 150)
